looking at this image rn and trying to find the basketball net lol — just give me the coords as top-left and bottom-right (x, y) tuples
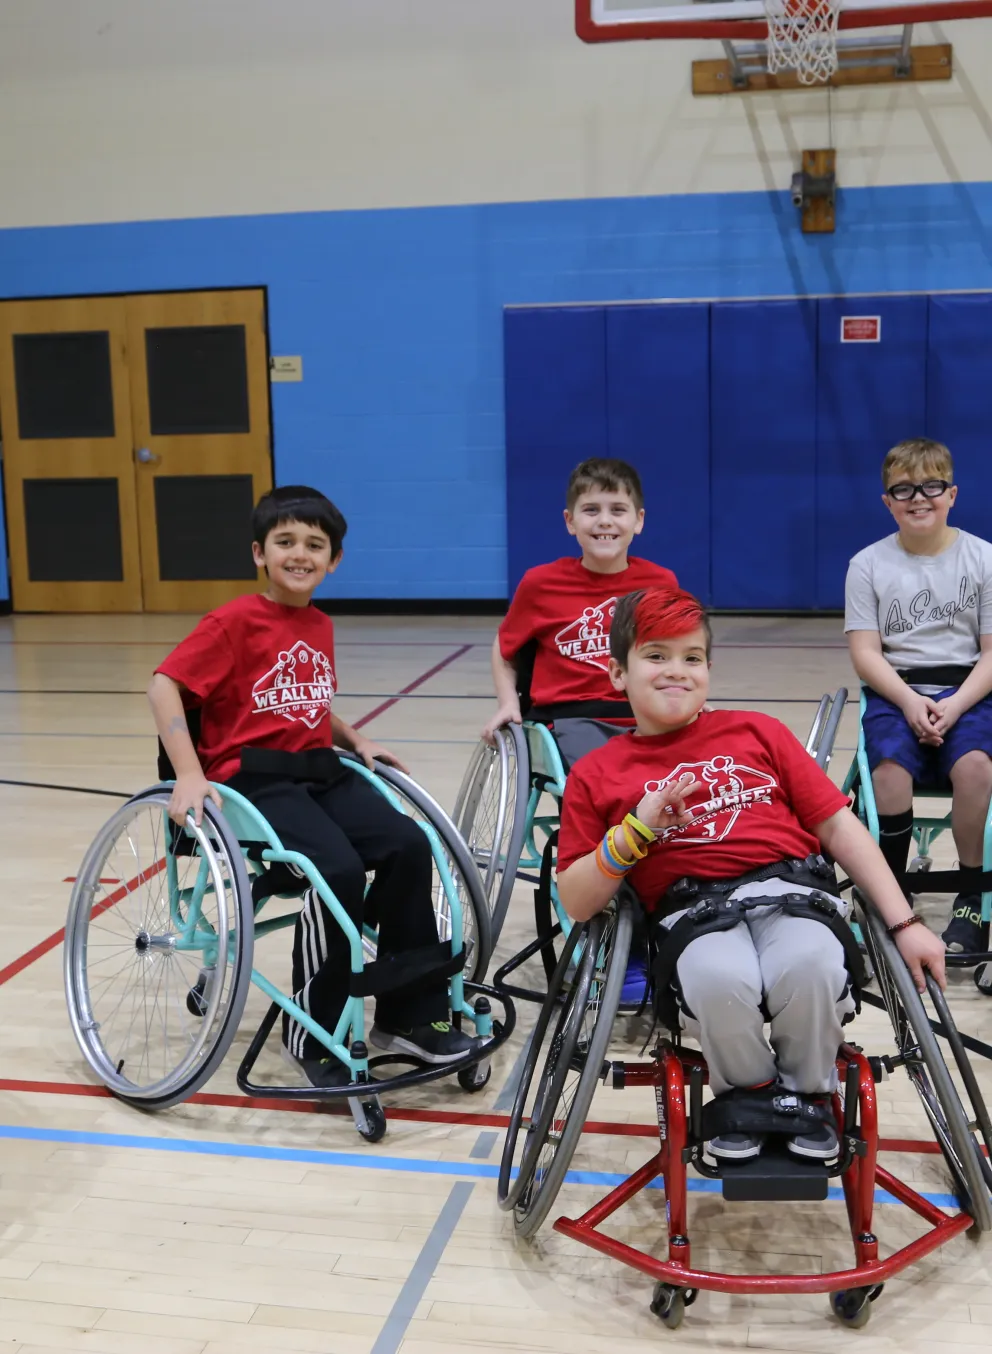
(764, 0), (841, 84)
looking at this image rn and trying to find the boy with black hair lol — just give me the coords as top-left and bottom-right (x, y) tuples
(148, 485), (479, 1088)
(846, 438), (992, 954)
(484, 457), (677, 768)
(558, 586), (945, 1163)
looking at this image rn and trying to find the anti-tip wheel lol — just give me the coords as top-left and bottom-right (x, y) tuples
(458, 1060), (492, 1093)
(830, 1289), (873, 1328)
(651, 1283), (686, 1331)
(352, 1097), (387, 1143)
(974, 962), (992, 996)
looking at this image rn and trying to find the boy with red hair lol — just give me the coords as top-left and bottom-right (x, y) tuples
(558, 587), (945, 1163)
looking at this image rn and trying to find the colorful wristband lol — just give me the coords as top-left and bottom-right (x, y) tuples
(620, 822), (649, 861)
(624, 812), (657, 845)
(595, 842), (628, 880)
(602, 831), (634, 872)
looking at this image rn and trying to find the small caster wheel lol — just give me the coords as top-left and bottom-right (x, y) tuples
(830, 1288), (872, 1328)
(186, 969), (215, 1018)
(909, 856), (932, 873)
(458, 1059), (491, 1093)
(351, 1097), (387, 1143)
(650, 1283), (686, 1330)
(974, 962), (992, 996)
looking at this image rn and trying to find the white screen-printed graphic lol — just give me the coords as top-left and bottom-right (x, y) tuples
(645, 755), (777, 844)
(554, 597), (618, 671)
(251, 641), (336, 728)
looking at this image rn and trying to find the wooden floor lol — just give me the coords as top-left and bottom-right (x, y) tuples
(1, 611), (990, 1354)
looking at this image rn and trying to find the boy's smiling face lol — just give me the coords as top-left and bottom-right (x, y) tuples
(883, 473), (957, 542)
(252, 517), (340, 606)
(608, 625), (711, 734)
(564, 486), (644, 574)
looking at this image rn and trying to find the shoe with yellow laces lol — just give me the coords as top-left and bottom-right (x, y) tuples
(370, 1019), (481, 1064)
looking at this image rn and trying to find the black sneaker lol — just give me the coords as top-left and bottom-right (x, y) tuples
(369, 1019), (480, 1065)
(942, 897), (987, 954)
(788, 1117), (839, 1161)
(281, 1043), (352, 1089)
(707, 1132), (764, 1161)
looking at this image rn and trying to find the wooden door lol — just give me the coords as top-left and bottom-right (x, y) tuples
(0, 297), (144, 612)
(124, 289), (273, 613)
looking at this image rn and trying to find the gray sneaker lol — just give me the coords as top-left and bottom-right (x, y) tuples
(787, 1118), (839, 1161)
(707, 1132), (764, 1160)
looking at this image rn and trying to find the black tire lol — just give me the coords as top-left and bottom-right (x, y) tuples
(501, 900), (634, 1239)
(857, 895), (992, 1232)
(454, 724), (530, 945)
(350, 758), (493, 982)
(65, 789), (254, 1111)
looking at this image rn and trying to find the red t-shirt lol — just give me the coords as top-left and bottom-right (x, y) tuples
(558, 711), (848, 910)
(499, 556), (678, 709)
(156, 593), (337, 783)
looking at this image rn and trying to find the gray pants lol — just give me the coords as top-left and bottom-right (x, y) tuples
(662, 879), (856, 1097)
(551, 717), (627, 772)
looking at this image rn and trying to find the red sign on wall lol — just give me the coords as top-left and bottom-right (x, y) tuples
(841, 316), (881, 343)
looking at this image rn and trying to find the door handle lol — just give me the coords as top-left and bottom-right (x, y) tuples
(135, 447), (160, 464)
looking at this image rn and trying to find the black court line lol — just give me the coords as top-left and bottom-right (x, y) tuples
(0, 778), (132, 799)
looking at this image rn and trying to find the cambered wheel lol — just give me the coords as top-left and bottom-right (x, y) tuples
(499, 899), (633, 1239)
(453, 725), (530, 944)
(352, 758), (493, 982)
(64, 789), (254, 1110)
(857, 895), (992, 1232)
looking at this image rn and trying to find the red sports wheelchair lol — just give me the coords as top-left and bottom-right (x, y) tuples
(497, 891), (992, 1330)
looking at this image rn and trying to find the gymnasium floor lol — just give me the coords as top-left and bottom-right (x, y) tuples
(1, 611), (990, 1354)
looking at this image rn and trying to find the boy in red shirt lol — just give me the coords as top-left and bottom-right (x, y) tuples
(484, 458), (677, 768)
(148, 485), (479, 1088)
(558, 586), (945, 1163)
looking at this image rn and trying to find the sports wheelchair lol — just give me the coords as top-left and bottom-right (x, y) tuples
(64, 743), (512, 1142)
(459, 688), (849, 1003)
(497, 883), (992, 1328)
(845, 688), (992, 994)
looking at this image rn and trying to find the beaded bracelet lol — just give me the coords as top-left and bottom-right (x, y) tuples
(887, 914), (923, 937)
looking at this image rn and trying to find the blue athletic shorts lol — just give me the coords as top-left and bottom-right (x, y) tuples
(862, 686), (992, 786)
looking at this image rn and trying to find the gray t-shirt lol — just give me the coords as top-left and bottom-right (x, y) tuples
(844, 529), (992, 693)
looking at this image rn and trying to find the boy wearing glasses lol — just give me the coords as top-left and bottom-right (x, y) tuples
(845, 438), (992, 953)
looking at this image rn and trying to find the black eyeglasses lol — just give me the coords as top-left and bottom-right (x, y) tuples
(886, 479), (951, 502)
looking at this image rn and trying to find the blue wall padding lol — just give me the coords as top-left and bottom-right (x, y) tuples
(927, 294), (992, 545)
(503, 307), (607, 593)
(815, 295), (929, 609)
(605, 305), (711, 602)
(709, 300), (818, 609)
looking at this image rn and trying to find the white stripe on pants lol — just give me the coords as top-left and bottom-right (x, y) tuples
(660, 878), (856, 1097)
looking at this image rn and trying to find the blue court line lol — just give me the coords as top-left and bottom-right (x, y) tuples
(0, 1123), (963, 1211)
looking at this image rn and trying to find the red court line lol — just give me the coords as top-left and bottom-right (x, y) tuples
(0, 1078), (966, 1155)
(351, 643), (474, 731)
(0, 860), (164, 989)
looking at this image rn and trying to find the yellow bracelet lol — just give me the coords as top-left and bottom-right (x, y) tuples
(624, 811), (657, 844)
(603, 830), (635, 871)
(620, 822), (649, 861)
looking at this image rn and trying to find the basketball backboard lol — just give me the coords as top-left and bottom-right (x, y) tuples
(577, 0), (992, 41)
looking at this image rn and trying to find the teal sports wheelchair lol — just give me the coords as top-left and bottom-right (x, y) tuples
(845, 688), (992, 996)
(64, 730), (513, 1142)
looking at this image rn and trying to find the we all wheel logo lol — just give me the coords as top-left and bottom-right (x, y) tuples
(647, 756), (777, 845)
(251, 641), (336, 728)
(554, 598), (618, 672)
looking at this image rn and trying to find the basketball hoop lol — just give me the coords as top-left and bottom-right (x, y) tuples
(764, 0), (842, 82)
